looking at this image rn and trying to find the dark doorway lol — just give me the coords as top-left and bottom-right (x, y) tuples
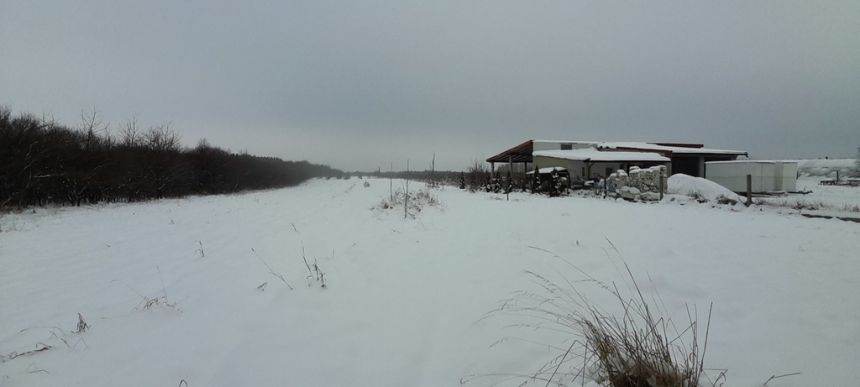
(671, 157), (700, 176)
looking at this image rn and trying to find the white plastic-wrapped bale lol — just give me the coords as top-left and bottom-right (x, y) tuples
(606, 167), (667, 201)
(606, 170), (628, 196)
(640, 192), (662, 201)
(628, 166), (641, 189)
(619, 186), (641, 201)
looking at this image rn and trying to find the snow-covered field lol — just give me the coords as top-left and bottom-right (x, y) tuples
(797, 159), (856, 178)
(755, 176), (860, 213)
(2, 178), (859, 386)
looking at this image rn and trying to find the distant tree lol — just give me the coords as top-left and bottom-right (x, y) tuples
(119, 117), (141, 147)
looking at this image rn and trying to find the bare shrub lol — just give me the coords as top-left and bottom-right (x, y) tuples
(715, 195), (738, 206)
(374, 187), (441, 218)
(143, 124), (181, 152)
(466, 161), (491, 192)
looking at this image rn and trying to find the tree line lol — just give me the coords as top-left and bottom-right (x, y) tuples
(0, 107), (343, 209)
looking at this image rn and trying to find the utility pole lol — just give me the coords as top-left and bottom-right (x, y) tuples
(405, 159), (410, 219)
(431, 152), (436, 186)
(389, 161), (393, 203)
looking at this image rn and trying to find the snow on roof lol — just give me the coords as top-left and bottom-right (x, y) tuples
(599, 142), (747, 155)
(706, 160), (798, 164)
(533, 149), (670, 162)
(525, 167), (568, 174)
(533, 139), (602, 145)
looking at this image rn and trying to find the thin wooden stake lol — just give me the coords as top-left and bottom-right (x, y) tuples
(405, 159), (409, 219)
(431, 152), (435, 185)
(508, 155), (513, 201)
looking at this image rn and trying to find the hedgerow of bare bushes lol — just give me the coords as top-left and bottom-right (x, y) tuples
(0, 107), (343, 209)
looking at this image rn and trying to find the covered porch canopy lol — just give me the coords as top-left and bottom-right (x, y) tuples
(486, 140), (533, 177)
(533, 149), (670, 180)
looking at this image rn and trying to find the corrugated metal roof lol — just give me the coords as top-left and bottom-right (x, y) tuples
(534, 149), (670, 162)
(600, 142), (747, 156)
(486, 140), (534, 163)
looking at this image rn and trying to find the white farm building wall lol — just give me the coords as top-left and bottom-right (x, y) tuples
(705, 161), (798, 193)
(533, 156), (586, 179)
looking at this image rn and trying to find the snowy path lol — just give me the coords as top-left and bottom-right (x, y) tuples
(1, 178), (859, 386)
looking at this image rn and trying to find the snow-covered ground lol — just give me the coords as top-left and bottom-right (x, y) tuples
(2, 178), (859, 386)
(756, 176), (860, 213)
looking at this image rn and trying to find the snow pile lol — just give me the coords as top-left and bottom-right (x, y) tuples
(797, 158), (857, 177)
(667, 173), (742, 204)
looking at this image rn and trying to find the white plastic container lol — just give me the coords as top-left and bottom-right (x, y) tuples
(705, 160), (798, 193)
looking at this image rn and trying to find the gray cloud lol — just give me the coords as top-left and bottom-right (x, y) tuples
(2, 0), (858, 170)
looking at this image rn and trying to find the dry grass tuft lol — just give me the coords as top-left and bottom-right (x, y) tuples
(1, 343), (52, 363)
(302, 247), (327, 289)
(251, 247), (294, 290)
(478, 259), (721, 387)
(137, 295), (179, 311)
(75, 313), (89, 334)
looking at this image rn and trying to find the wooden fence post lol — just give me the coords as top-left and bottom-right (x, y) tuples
(746, 174), (752, 206)
(659, 169), (664, 201)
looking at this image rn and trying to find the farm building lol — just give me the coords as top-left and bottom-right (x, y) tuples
(486, 140), (747, 182)
(705, 160), (798, 193)
(532, 148), (669, 181)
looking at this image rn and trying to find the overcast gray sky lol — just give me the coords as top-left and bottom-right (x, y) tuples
(2, 1), (858, 171)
